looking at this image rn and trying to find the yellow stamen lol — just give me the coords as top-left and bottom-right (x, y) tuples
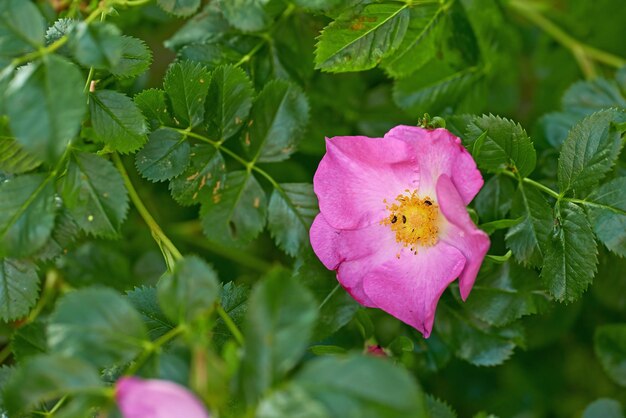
(381, 190), (439, 255)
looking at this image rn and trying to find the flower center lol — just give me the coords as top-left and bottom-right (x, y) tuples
(381, 190), (439, 253)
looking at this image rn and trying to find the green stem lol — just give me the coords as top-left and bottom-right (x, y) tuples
(26, 269), (61, 324)
(112, 153), (183, 268)
(501, 170), (560, 199)
(216, 305), (244, 346)
(508, 0), (626, 76)
(0, 344), (12, 365)
(125, 325), (187, 376)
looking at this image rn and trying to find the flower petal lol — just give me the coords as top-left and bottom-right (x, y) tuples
(116, 377), (210, 418)
(384, 126), (483, 203)
(310, 213), (399, 307)
(437, 175), (490, 300)
(361, 243), (466, 338)
(313, 135), (419, 229)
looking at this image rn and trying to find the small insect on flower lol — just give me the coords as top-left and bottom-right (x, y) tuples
(309, 125), (489, 338)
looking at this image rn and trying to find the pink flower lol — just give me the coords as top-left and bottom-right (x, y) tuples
(116, 377), (210, 418)
(310, 126), (489, 338)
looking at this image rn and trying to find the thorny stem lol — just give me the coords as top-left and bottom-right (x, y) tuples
(112, 153), (183, 269)
(509, 0), (626, 78)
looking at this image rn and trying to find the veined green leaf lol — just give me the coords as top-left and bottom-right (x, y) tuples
(214, 281), (249, 347)
(157, 256), (220, 324)
(163, 61), (210, 128)
(217, 0), (276, 33)
(126, 286), (175, 340)
(558, 109), (626, 197)
(541, 202), (597, 302)
(89, 90), (148, 153)
(136, 128), (191, 182)
(59, 152), (129, 238)
(427, 396), (457, 418)
(464, 115), (536, 178)
(69, 22), (123, 70)
(0, 0), (45, 58)
(11, 320), (47, 361)
(463, 262), (550, 326)
(505, 184), (552, 267)
(134, 88), (174, 130)
(584, 177), (626, 257)
(474, 175), (515, 223)
(0, 122), (41, 174)
(157, 0), (201, 17)
(48, 287), (148, 367)
(111, 36), (152, 78)
(393, 64), (482, 116)
(294, 355), (428, 417)
(200, 171), (267, 246)
(0, 174), (56, 258)
(5, 55), (85, 164)
(2, 355), (102, 416)
(169, 143), (225, 206)
(0, 259), (39, 321)
(257, 385), (330, 418)
(268, 183), (317, 256)
(205, 65), (254, 141)
(240, 268), (317, 403)
(315, 3), (410, 73)
(594, 324), (626, 387)
(244, 80), (309, 162)
(381, 3), (448, 78)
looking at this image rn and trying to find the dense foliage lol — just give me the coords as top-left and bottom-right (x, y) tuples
(0, 0), (625, 416)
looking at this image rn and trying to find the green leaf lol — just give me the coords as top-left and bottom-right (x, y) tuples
(436, 303), (524, 366)
(2, 354), (102, 416)
(583, 399), (624, 418)
(293, 0), (342, 11)
(0, 128), (41, 174)
(393, 64), (482, 116)
(563, 79), (626, 115)
(12, 320), (47, 361)
(381, 4), (447, 78)
(164, 3), (230, 50)
(268, 183), (317, 257)
(205, 65), (254, 141)
(163, 61), (210, 128)
(474, 175), (515, 223)
(126, 286), (175, 340)
(157, 0), (201, 17)
(426, 395), (457, 418)
(5, 55), (86, 164)
(464, 115), (536, 178)
(315, 3), (410, 73)
(89, 90), (148, 153)
(214, 281), (249, 347)
(245, 80), (309, 162)
(294, 250), (359, 341)
(558, 109), (626, 197)
(584, 177), (626, 257)
(0, 174), (56, 258)
(294, 355), (428, 418)
(111, 36), (152, 78)
(48, 287), (148, 367)
(0, 259), (39, 321)
(157, 256), (220, 324)
(45, 18), (75, 47)
(463, 262), (550, 326)
(177, 42), (245, 69)
(0, 0), (45, 57)
(541, 202), (598, 302)
(256, 385), (330, 418)
(505, 184), (553, 267)
(594, 324), (626, 387)
(69, 22), (123, 70)
(134, 88), (174, 130)
(217, 0), (276, 32)
(240, 268), (317, 403)
(169, 143), (225, 206)
(135, 128), (191, 182)
(59, 152), (129, 238)
(200, 171), (267, 247)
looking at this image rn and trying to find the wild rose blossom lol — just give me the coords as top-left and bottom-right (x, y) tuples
(116, 377), (210, 418)
(310, 125), (489, 338)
